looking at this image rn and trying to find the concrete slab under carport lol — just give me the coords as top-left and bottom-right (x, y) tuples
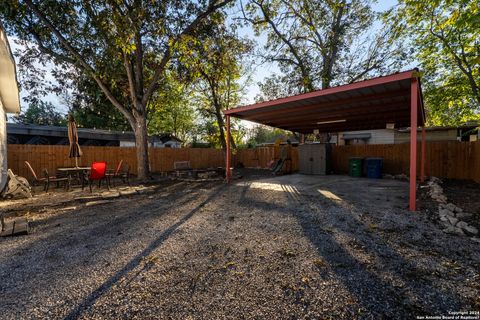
(236, 174), (410, 212)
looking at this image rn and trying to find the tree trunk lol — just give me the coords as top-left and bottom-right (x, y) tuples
(321, 1), (345, 90)
(229, 131), (237, 150)
(133, 115), (150, 180)
(217, 111), (227, 151)
(215, 106), (236, 152)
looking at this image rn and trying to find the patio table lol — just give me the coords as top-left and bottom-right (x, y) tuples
(57, 167), (90, 190)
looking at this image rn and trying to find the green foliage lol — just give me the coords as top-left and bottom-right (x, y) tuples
(244, 124), (294, 147)
(71, 103), (129, 130)
(195, 121), (223, 148)
(0, 0), (233, 178)
(255, 74), (298, 102)
(387, 0), (480, 125)
(147, 72), (196, 144)
(423, 72), (480, 125)
(193, 120), (246, 149)
(67, 73), (130, 130)
(13, 100), (66, 126)
(182, 18), (253, 149)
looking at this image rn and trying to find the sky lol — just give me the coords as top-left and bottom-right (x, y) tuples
(9, 0), (399, 117)
(9, 40), (63, 112)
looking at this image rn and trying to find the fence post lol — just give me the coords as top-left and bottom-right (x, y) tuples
(225, 115), (231, 183)
(421, 126), (426, 182)
(409, 78), (418, 211)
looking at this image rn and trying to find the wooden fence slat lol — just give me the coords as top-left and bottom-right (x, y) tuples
(6, 145), (227, 177)
(235, 142), (479, 182)
(6, 142), (480, 182)
(330, 141), (480, 182)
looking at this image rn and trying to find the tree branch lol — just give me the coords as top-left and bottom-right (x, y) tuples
(28, 28), (76, 64)
(24, 0), (135, 124)
(122, 51), (138, 108)
(142, 0), (234, 106)
(281, 0), (324, 49)
(252, 0), (313, 91)
(429, 20), (480, 104)
(134, 31), (144, 102)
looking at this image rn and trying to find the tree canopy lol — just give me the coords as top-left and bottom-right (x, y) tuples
(147, 72), (196, 144)
(388, 0), (480, 125)
(245, 124), (295, 147)
(185, 19), (253, 149)
(13, 100), (66, 126)
(244, 0), (405, 98)
(66, 72), (131, 131)
(0, 0), (233, 178)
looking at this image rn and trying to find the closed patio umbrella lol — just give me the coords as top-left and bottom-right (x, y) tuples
(67, 114), (82, 167)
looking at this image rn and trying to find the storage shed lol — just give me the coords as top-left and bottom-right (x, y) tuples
(298, 143), (331, 175)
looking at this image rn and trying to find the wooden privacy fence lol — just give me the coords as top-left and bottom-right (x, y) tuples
(236, 142), (480, 182)
(7, 142), (480, 182)
(7, 145), (225, 178)
(331, 141), (480, 182)
(236, 146), (299, 171)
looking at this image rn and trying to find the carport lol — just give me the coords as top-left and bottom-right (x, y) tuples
(224, 69), (426, 211)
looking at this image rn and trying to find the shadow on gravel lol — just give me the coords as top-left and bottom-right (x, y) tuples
(63, 185), (225, 320)
(0, 182), (195, 265)
(237, 181), (464, 318)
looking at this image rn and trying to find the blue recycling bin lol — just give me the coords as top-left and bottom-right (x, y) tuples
(365, 157), (383, 179)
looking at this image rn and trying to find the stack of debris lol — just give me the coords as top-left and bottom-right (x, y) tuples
(0, 170), (32, 237)
(1, 216), (29, 237)
(428, 177), (479, 241)
(1, 169), (32, 199)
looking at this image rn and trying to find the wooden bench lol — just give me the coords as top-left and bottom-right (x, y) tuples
(174, 161), (192, 177)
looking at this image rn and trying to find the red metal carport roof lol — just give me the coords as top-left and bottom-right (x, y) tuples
(224, 69), (425, 134)
(224, 69), (427, 212)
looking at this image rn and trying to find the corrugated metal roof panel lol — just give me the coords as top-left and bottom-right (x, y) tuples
(225, 70), (425, 134)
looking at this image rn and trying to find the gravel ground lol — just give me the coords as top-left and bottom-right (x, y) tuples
(0, 173), (479, 319)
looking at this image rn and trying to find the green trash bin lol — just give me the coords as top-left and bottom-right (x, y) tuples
(348, 157), (363, 177)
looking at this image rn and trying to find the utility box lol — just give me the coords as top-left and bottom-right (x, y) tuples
(298, 143), (331, 175)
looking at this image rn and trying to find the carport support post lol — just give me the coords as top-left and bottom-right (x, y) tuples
(421, 126), (426, 183)
(226, 115), (231, 183)
(409, 78), (418, 211)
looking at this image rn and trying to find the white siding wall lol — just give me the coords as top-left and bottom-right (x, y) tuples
(120, 141), (136, 147)
(153, 141), (181, 148)
(337, 129), (459, 145)
(338, 129), (395, 145)
(0, 101), (7, 192)
(120, 141), (153, 147)
(394, 130), (457, 143)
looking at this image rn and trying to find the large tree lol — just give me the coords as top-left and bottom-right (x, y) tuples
(387, 0), (480, 125)
(244, 0), (405, 96)
(186, 20), (252, 151)
(0, 0), (232, 179)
